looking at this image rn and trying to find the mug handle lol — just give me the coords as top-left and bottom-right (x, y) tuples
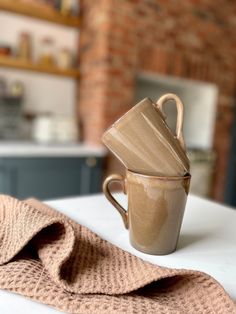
(155, 93), (186, 152)
(103, 174), (128, 229)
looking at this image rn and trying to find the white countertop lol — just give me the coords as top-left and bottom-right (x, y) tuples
(0, 193), (235, 313)
(0, 142), (106, 157)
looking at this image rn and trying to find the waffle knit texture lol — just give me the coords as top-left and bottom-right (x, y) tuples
(0, 195), (235, 314)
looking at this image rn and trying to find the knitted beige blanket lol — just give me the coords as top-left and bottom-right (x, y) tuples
(0, 195), (235, 314)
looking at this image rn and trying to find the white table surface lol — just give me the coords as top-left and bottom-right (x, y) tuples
(0, 193), (235, 313)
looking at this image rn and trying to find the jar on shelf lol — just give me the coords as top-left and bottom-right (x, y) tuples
(58, 48), (73, 69)
(39, 37), (55, 66)
(0, 43), (12, 57)
(61, 0), (79, 16)
(61, 0), (73, 16)
(17, 32), (32, 61)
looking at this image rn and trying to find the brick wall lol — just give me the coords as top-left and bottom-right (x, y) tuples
(78, 0), (236, 201)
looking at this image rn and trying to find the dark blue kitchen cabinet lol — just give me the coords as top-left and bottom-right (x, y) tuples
(0, 156), (103, 200)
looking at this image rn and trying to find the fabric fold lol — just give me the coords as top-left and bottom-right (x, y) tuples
(0, 195), (235, 314)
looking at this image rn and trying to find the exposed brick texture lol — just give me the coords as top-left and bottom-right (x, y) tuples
(78, 0), (236, 201)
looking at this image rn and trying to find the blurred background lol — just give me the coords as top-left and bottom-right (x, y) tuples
(0, 0), (235, 206)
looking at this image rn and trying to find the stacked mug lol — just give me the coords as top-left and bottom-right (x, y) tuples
(102, 94), (191, 255)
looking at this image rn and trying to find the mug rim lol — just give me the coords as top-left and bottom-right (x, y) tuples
(127, 169), (191, 180)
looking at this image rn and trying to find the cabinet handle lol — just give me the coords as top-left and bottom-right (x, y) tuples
(86, 157), (97, 167)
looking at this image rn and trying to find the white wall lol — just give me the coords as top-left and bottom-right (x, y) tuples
(135, 73), (218, 150)
(0, 12), (79, 116)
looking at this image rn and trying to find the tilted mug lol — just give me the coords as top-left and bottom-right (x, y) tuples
(103, 170), (191, 255)
(102, 93), (190, 177)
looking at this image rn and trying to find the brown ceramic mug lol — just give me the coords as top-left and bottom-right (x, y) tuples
(103, 170), (191, 255)
(102, 94), (190, 177)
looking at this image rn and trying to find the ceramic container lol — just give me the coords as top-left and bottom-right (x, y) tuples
(102, 93), (189, 177)
(103, 170), (191, 255)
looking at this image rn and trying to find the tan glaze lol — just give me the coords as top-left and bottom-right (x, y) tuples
(102, 94), (190, 177)
(103, 170), (191, 255)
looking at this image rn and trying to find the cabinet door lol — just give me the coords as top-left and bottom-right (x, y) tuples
(0, 157), (103, 200)
(0, 165), (16, 195)
(16, 158), (82, 199)
(80, 156), (103, 194)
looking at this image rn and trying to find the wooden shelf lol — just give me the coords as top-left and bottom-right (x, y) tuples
(0, 56), (80, 78)
(0, 0), (80, 28)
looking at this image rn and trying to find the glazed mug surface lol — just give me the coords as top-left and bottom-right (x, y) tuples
(102, 93), (190, 177)
(103, 170), (191, 255)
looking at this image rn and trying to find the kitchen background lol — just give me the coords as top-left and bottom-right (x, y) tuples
(0, 0), (236, 206)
